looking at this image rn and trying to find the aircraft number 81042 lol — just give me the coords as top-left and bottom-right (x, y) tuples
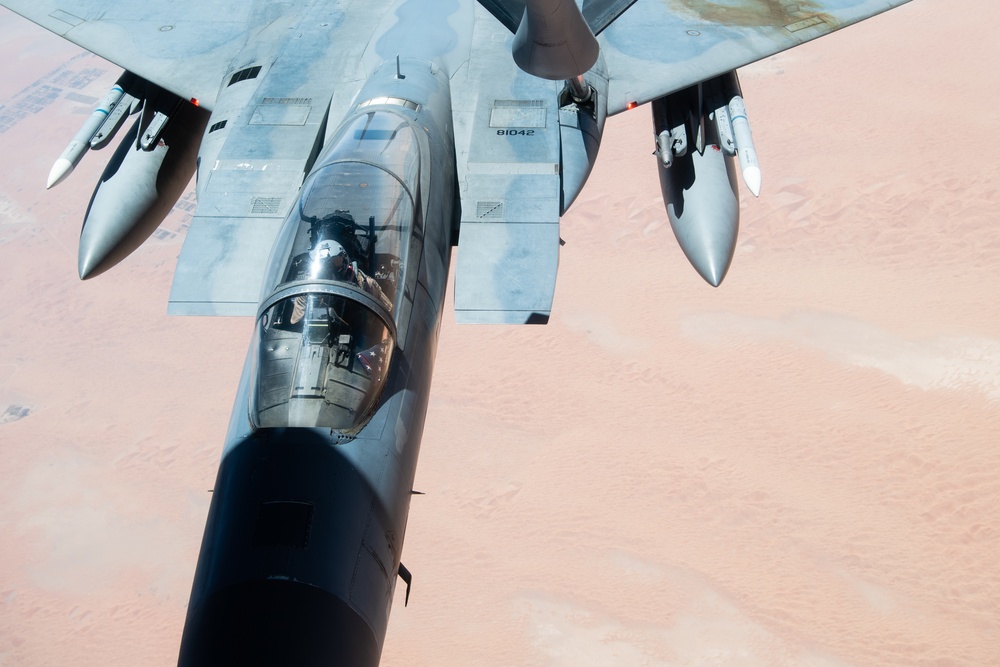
(496, 129), (535, 136)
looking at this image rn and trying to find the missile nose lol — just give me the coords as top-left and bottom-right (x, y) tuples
(743, 165), (762, 198)
(46, 158), (74, 190)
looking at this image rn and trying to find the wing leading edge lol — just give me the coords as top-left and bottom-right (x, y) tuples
(0, 0), (301, 109)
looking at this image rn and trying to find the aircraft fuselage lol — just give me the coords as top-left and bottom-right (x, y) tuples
(178, 59), (457, 666)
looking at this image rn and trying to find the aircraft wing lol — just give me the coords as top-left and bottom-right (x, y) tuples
(0, 0), (913, 321)
(0, 0), (388, 316)
(0, 0), (304, 109)
(2, 0), (912, 115)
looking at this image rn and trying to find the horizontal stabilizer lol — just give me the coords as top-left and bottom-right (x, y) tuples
(168, 213), (286, 316)
(455, 174), (561, 324)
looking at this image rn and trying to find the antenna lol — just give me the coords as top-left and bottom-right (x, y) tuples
(395, 55), (405, 80)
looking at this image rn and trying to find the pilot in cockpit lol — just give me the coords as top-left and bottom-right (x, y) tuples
(309, 239), (352, 281)
(288, 238), (392, 325)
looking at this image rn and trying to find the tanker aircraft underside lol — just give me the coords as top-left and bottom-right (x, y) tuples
(0, 0), (911, 664)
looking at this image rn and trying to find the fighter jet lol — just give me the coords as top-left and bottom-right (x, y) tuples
(0, 0), (911, 663)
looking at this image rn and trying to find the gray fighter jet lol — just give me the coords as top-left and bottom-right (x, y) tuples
(0, 0), (911, 664)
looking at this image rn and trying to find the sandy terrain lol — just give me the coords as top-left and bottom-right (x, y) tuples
(1, 2), (998, 666)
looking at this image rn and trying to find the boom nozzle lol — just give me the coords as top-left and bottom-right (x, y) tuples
(512, 0), (599, 81)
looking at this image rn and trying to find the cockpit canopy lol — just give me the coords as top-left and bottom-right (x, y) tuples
(259, 112), (420, 315)
(252, 294), (393, 431)
(251, 110), (421, 432)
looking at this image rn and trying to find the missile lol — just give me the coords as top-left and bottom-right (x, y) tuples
(140, 108), (174, 150)
(728, 94), (761, 197)
(711, 70), (761, 197)
(655, 130), (674, 168)
(89, 92), (139, 150)
(77, 97), (207, 279)
(46, 78), (130, 189)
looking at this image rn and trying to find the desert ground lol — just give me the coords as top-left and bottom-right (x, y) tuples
(1, 2), (998, 665)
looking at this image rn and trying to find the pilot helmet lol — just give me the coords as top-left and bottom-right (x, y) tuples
(309, 239), (351, 279)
